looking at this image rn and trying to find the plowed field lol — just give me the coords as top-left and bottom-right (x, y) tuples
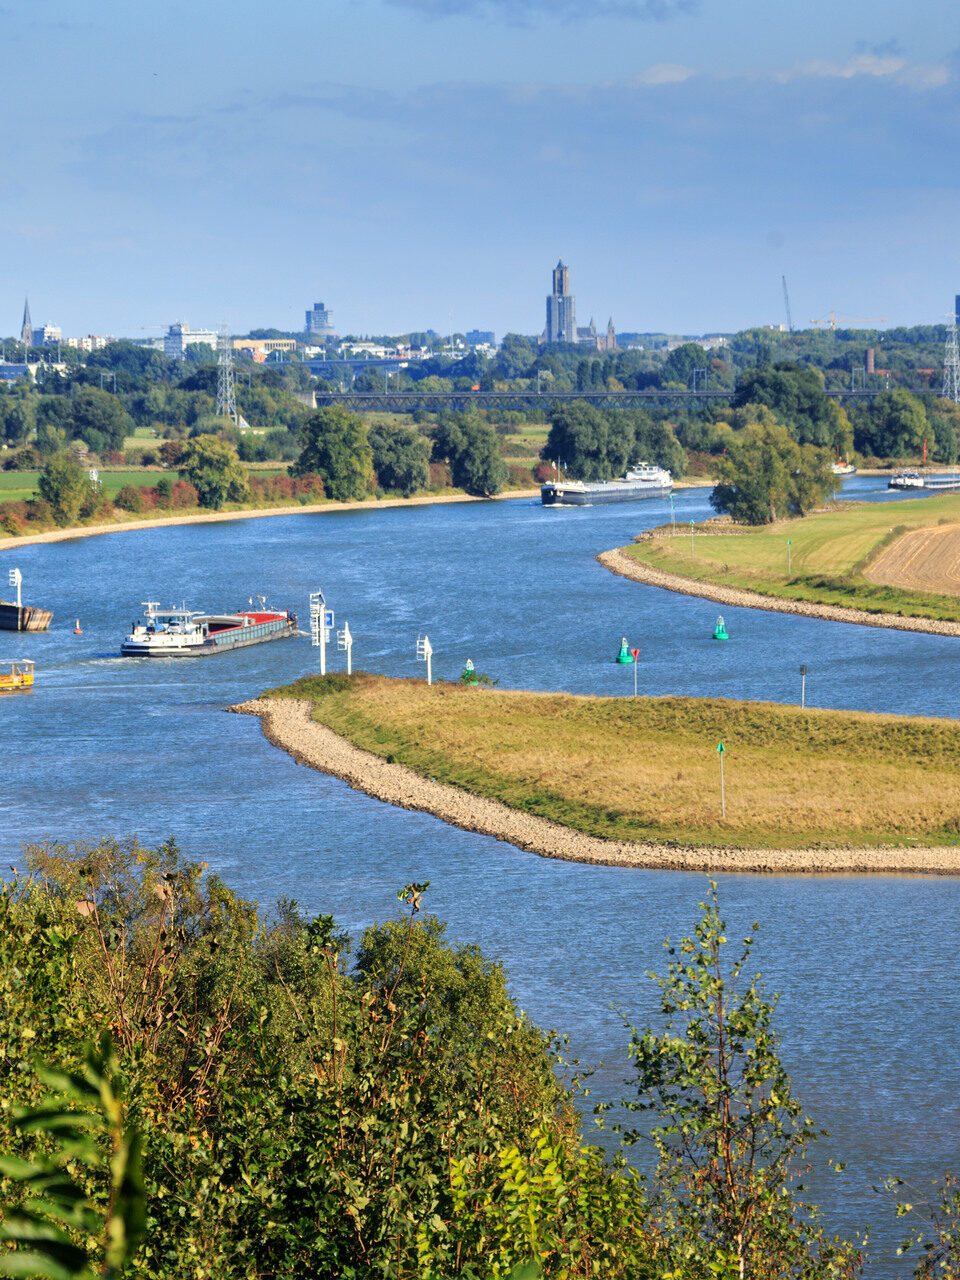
(865, 522), (960, 595)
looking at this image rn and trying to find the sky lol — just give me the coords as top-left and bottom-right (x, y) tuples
(3, 0), (959, 340)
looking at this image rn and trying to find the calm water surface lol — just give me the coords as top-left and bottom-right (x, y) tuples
(5, 476), (958, 1276)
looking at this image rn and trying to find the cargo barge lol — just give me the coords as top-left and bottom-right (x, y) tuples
(121, 601), (298, 657)
(541, 463), (672, 506)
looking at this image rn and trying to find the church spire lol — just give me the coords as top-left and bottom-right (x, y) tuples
(20, 297), (33, 348)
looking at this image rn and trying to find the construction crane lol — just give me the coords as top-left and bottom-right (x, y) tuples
(782, 276), (793, 333)
(810, 310), (888, 330)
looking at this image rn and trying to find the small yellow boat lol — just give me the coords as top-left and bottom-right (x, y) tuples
(0, 659), (34, 691)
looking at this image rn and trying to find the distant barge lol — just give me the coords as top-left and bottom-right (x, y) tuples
(888, 471), (960, 492)
(121, 601), (298, 657)
(541, 463), (672, 506)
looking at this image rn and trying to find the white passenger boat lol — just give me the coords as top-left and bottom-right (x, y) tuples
(121, 600), (298, 657)
(888, 471), (925, 490)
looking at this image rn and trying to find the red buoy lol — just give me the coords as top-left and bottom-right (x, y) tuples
(74, 619), (82, 635)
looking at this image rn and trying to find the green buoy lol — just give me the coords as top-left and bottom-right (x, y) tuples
(616, 636), (634, 663)
(712, 615), (729, 641)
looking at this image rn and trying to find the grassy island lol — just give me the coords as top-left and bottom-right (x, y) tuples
(621, 492), (960, 621)
(261, 673), (960, 850)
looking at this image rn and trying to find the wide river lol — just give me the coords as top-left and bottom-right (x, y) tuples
(5, 476), (958, 1276)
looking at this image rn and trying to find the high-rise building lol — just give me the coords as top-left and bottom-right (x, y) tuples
(20, 297), (33, 348)
(545, 261), (577, 344)
(164, 322), (217, 360)
(305, 301), (335, 338)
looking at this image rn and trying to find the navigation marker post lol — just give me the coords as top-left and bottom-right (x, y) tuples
(631, 647), (639, 696)
(690, 519), (695, 557)
(787, 539), (792, 574)
(337, 621), (353, 675)
(717, 740), (725, 818)
(417, 634), (433, 685)
(669, 493), (676, 531)
(8, 568), (21, 610)
(309, 590), (333, 676)
(800, 664), (807, 709)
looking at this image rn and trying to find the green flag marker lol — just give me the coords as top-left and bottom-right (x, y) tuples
(717, 741), (724, 753)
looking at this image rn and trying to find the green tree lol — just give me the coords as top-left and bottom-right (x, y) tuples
(927, 397), (960, 465)
(542, 401), (631, 482)
(367, 421), (430, 496)
(0, 384), (37, 446)
(854, 389), (928, 459)
(661, 342), (708, 388)
(617, 886), (863, 1279)
(711, 416), (839, 524)
(733, 363), (851, 453)
(68, 386), (133, 454)
(293, 406), (373, 501)
(37, 452), (92, 526)
(432, 410), (507, 496)
(177, 434), (250, 510)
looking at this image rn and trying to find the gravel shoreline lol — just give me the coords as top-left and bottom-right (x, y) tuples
(232, 697), (960, 876)
(597, 547), (960, 638)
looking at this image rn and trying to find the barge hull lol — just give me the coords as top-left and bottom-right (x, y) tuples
(0, 601), (53, 632)
(121, 625), (298, 658)
(541, 484), (672, 506)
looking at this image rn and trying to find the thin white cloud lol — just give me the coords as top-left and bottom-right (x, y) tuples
(633, 63), (696, 85)
(776, 53), (949, 90)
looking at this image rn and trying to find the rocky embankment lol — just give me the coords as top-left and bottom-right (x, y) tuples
(232, 697), (960, 875)
(597, 547), (960, 638)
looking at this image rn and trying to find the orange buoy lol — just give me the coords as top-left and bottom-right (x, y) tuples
(74, 619), (82, 635)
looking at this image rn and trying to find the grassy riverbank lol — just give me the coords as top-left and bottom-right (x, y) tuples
(262, 673), (960, 849)
(622, 492), (960, 621)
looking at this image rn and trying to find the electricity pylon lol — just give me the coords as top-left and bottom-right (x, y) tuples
(216, 323), (238, 423)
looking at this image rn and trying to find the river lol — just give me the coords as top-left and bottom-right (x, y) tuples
(5, 474), (957, 1276)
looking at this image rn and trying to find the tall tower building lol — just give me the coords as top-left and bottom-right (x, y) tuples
(20, 297), (33, 348)
(306, 301), (335, 339)
(545, 261), (577, 344)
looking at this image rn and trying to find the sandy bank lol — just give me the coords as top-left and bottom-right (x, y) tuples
(597, 547), (960, 638)
(0, 489), (540, 553)
(232, 697), (960, 875)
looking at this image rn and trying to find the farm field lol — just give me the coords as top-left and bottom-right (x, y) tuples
(0, 469), (165, 502)
(621, 492), (960, 621)
(864, 522), (960, 595)
(264, 673), (960, 849)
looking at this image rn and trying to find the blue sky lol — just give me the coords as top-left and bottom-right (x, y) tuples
(4, 0), (959, 339)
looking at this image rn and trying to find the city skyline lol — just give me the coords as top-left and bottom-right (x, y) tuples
(3, 0), (958, 338)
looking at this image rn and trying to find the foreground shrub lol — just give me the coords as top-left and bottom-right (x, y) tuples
(0, 840), (653, 1279)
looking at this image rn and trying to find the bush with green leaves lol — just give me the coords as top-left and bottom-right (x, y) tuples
(0, 840), (653, 1279)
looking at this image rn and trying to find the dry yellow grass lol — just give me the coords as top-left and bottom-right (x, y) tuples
(865, 523), (960, 595)
(264, 674), (960, 849)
